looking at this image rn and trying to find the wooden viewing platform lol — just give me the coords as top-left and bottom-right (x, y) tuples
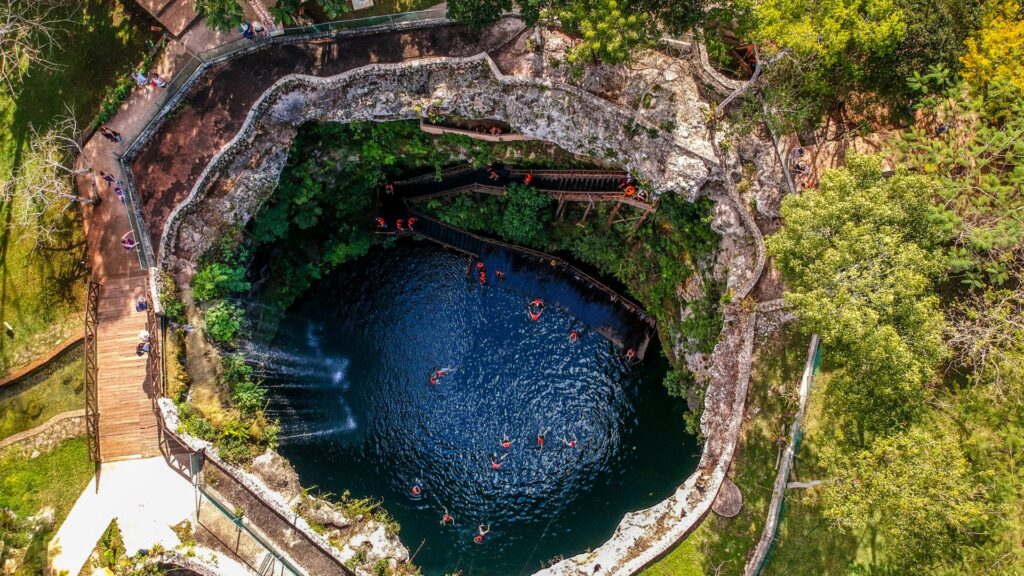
(95, 275), (160, 460)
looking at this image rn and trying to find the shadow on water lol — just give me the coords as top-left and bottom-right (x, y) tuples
(251, 242), (698, 576)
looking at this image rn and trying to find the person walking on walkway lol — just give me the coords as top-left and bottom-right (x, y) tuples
(121, 231), (136, 252)
(98, 127), (120, 143)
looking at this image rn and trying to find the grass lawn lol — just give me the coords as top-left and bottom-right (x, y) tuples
(761, 371), (859, 575)
(0, 342), (84, 441)
(641, 327), (810, 575)
(0, 437), (94, 575)
(0, 0), (160, 376)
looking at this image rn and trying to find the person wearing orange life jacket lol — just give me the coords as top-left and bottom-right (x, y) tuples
(396, 219), (404, 231)
(474, 524), (490, 543)
(440, 508), (454, 526)
(407, 217), (417, 229)
(563, 434), (578, 448)
(375, 217), (387, 229)
(500, 435), (513, 449)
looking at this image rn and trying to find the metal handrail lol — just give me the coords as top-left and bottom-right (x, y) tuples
(84, 281), (101, 462)
(201, 455), (356, 576)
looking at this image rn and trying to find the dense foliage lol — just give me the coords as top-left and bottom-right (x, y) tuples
(193, 0), (244, 32)
(446, 0), (702, 62)
(499, 182), (554, 247)
(768, 156), (952, 435)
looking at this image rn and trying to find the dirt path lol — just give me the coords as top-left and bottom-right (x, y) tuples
(132, 21), (525, 252)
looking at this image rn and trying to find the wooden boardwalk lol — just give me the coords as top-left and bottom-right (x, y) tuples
(96, 275), (160, 460)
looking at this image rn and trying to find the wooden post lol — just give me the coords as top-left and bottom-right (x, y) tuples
(606, 201), (623, 227)
(578, 202), (592, 226)
(633, 208), (651, 230)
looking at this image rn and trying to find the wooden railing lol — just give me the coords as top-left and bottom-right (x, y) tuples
(84, 281), (101, 462)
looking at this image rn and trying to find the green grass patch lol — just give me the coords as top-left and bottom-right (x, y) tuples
(0, 0), (159, 376)
(640, 525), (706, 576)
(0, 437), (93, 520)
(0, 342), (84, 441)
(0, 437), (94, 575)
(761, 371), (859, 575)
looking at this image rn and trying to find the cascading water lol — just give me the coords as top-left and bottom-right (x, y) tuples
(255, 241), (698, 576)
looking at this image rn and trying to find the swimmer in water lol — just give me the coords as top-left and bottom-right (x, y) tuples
(569, 330), (579, 343)
(479, 270), (487, 285)
(411, 485), (422, 496)
(625, 348), (636, 361)
(563, 434), (578, 448)
(429, 373), (439, 385)
(474, 524), (490, 543)
(496, 270), (505, 281)
(500, 435), (513, 449)
(490, 453), (507, 470)
(435, 369), (446, 378)
(440, 507), (454, 526)
(476, 261), (485, 271)
(537, 428), (548, 449)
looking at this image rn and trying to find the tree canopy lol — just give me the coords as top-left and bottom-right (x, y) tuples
(767, 156), (951, 433)
(821, 425), (985, 572)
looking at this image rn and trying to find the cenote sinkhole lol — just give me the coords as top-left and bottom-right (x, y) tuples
(248, 241), (698, 576)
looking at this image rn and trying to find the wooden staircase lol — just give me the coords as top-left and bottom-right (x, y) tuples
(96, 275), (160, 460)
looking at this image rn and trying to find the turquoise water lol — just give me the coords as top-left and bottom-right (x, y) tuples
(253, 241), (698, 576)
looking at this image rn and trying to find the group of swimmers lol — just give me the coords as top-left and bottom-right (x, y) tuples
(375, 216), (417, 231)
(410, 429), (581, 543)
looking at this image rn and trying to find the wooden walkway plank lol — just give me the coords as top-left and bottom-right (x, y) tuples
(95, 276), (161, 461)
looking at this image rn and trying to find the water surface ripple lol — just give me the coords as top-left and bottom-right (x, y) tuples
(255, 242), (697, 576)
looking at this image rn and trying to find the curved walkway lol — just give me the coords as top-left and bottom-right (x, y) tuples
(130, 20), (527, 252)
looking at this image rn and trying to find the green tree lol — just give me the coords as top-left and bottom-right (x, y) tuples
(204, 301), (244, 344)
(821, 426), (985, 572)
(269, 0), (302, 25)
(192, 262), (250, 302)
(767, 156), (952, 432)
(499, 182), (553, 247)
(557, 0), (654, 64)
(446, 0), (511, 29)
(194, 0), (244, 32)
(895, 63), (1024, 287)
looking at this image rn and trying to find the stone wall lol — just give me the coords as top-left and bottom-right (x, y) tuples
(0, 410), (86, 458)
(160, 53), (730, 275)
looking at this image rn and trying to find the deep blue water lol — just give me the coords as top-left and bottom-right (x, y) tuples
(253, 241), (697, 576)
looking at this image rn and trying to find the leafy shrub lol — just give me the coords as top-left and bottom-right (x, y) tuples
(204, 301), (243, 344)
(194, 0), (245, 32)
(192, 262), (250, 302)
(231, 381), (266, 416)
(176, 402), (214, 440)
(499, 183), (554, 248)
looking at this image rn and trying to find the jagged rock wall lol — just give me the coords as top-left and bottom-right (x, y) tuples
(161, 53), (729, 274)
